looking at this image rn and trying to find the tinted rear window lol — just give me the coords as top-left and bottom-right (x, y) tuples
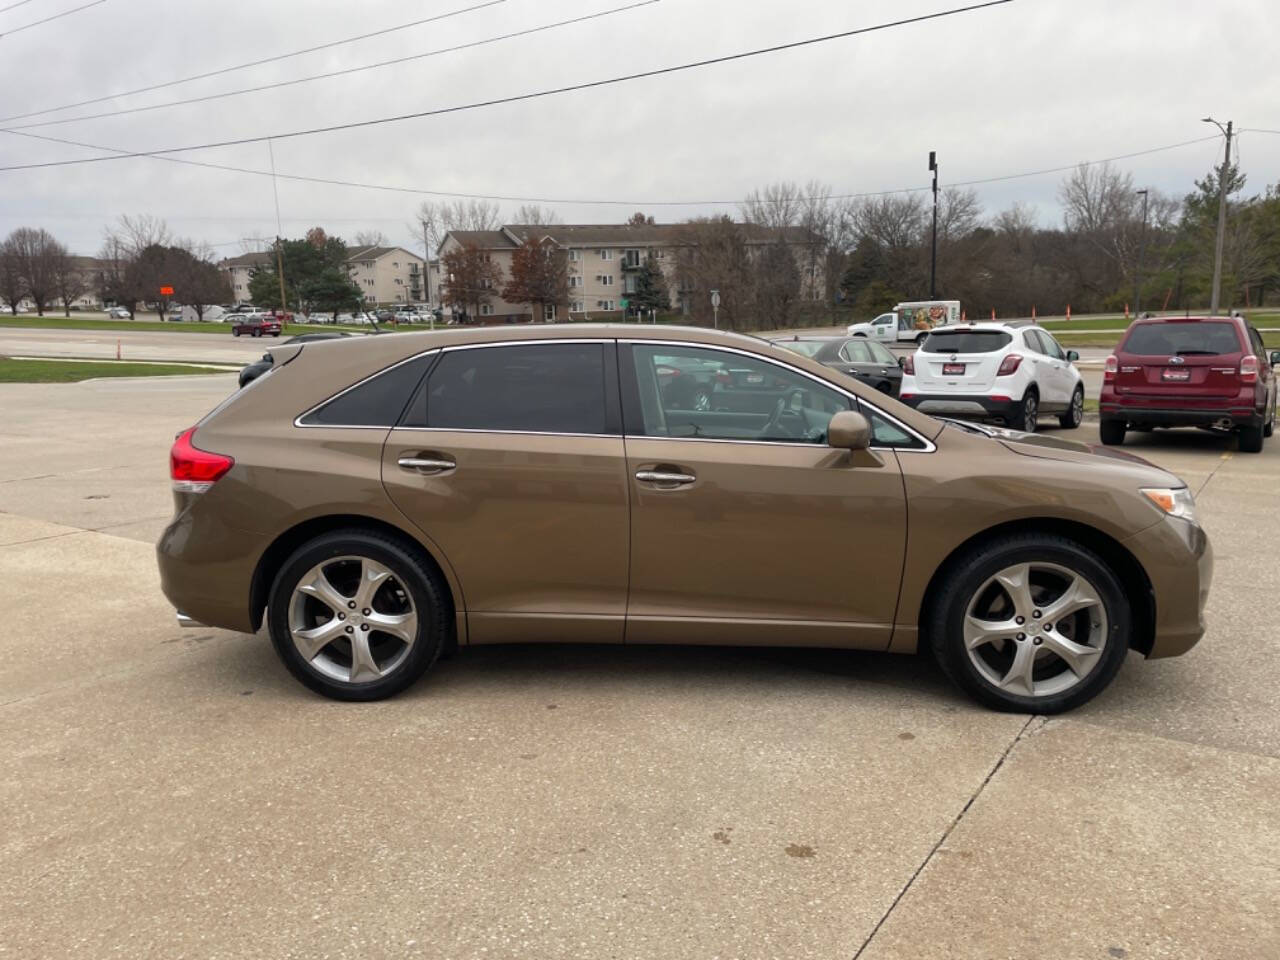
(922, 331), (1012, 353)
(423, 343), (607, 434)
(301, 354), (431, 426)
(1122, 322), (1244, 356)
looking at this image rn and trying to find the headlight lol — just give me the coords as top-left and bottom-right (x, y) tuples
(1141, 487), (1197, 524)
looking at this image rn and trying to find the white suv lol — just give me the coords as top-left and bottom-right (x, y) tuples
(898, 322), (1085, 432)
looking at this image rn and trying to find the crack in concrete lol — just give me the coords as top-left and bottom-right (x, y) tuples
(851, 714), (1040, 960)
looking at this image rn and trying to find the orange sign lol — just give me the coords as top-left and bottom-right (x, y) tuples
(159, 285), (174, 296)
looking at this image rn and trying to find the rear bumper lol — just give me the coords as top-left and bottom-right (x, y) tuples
(157, 499), (263, 634)
(1099, 403), (1258, 427)
(1123, 516), (1213, 659)
(900, 393), (1018, 420)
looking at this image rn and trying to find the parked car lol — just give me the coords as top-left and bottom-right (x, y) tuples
(238, 332), (354, 388)
(393, 309), (419, 324)
(898, 322), (1084, 432)
(159, 325), (1210, 714)
(773, 336), (904, 397)
(105, 306), (131, 319)
(305, 312), (333, 324)
(1100, 314), (1278, 452)
(228, 304), (260, 314)
(231, 314), (282, 338)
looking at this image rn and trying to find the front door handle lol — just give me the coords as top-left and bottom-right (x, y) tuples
(398, 456), (456, 475)
(635, 469), (696, 487)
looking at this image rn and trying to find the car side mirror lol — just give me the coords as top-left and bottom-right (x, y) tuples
(897, 356), (907, 368)
(1271, 351), (1280, 366)
(827, 410), (872, 450)
(1066, 349), (1080, 362)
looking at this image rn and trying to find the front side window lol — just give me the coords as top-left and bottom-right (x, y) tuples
(422, 343), (607, 434)
(628, 344), (849, 444)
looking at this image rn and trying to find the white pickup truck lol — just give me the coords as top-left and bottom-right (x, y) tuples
(847, 300), (961, 343)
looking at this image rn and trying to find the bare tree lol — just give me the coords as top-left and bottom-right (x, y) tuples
(851, 193), (928, 250)
(354, 229), (389, 247)
(6, 227), (61, 315)
(1059, 162), (1137, 234)
(512, 204), (561, 226)
(53, 247), (86, 316)
(112, 214), (172, 256)
(937, 188), (982, 243)
(0, 237), (24, 314)
(740, 181), (804, 229)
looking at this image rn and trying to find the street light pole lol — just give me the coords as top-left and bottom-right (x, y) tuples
(1133, 189), (1149, 315)
(928, 151), (938, 299)
(1202, 117), (1233, 315)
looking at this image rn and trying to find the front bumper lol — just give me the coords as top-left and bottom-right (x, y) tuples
(1123, 515), (1213, 659)
(900, 393), (1019, 421)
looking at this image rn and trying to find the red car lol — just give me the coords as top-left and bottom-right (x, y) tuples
(231, 314), (283, 338)
(1100, 314), (1278, 452)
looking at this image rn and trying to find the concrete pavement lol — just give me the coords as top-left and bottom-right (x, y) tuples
(1, 374), (1277, 959)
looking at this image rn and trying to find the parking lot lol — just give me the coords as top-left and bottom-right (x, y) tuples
(3, 358), (1278, 957)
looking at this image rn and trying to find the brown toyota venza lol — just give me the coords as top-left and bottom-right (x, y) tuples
(158, 325), (1211, 713)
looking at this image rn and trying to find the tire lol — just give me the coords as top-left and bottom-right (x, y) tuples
(232, 329), (240, 337)
(267, 529), (451, 701)
(852, 332), (866, 338)
(252, 328), (261, 338)
(927, 533), (1131, 714)
(1008, 389), (1038, 432)
(1099, 419), (1125, 446)
(1239, 420), (1264, 454)
(1058, 386), (1085, 429)
(1264, 401), (1274, 438)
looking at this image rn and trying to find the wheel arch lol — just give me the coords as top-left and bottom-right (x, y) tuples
(915, 517), (1156, 656)
(249, 513), (462, 649)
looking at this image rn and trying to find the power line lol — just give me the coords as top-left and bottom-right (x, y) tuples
(0, 0), (42, 15)
(2, 0), (661, 131)
(0, 0), (104, 38)
(0, 0), (1016, 170)
(0, 0), (506, 123)
(2, 126), (1223, 209)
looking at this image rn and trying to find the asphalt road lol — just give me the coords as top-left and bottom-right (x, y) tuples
(2, 366), (1277, 957)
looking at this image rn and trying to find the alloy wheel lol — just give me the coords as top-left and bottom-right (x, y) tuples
(963, 561), (1108, 698)
(1069, 389), (1084, 426)
(1023, 394), (1038, 432)
(287, 555), (418, 684)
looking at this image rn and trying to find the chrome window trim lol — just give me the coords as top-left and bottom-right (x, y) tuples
(622, 338), (936, 453)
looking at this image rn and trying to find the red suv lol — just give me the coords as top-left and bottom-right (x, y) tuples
(1100, 315), (1278, 452)
(231, 314), (283, 338)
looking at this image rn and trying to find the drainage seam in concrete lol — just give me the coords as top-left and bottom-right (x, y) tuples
(850, 714), (1039, 960)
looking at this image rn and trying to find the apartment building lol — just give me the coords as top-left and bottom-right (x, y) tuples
(218, 246), (426, 306)
(438, 223), (821, 322)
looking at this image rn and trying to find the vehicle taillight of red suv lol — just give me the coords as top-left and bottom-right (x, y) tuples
(1099, 315), (1278, 452)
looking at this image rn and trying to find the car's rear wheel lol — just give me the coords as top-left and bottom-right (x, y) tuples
(1239, 419), (1264, 454)
(1099, 419), (1125, 445)
(252, 328), (261, 338)
(267, 530), (450, 701)
(1008, 390), (1038, 432)
(1059, 386), (1085, 429)
(927, 534), (1130, 713)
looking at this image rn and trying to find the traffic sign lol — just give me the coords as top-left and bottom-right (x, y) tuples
(710, 289), (720, 308)
(159, 285), (174, 296)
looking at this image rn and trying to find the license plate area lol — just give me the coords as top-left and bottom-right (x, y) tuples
(1161, 368), (1190, 382)
(942, 363), (966, 376)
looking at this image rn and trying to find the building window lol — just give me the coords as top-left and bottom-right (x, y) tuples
(395, 278), (402, 285)
(543, 304), (556, 322)
(599, 249), (613, 261)
(623, 249), (641, 267)
(568, 276), (582, 288)
(654, 249), (665, 260)
(597, 275), (614, 286)
(567, 249), (581, 262)
(571, 301), (584, 312)
(393, 261), (399, 268)
(597, 299), (615, 311)
(480, 278), (493, 290)
(479, 303), (494, 316)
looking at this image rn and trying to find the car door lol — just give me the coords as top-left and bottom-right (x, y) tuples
(382, 340), (630, 644)
(1038, 329), (1079, 406)
(1024, 330), (1068, 407)
(619, 340), (909, 650)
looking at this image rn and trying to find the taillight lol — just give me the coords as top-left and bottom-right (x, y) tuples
(902, 354), (915, 375)
(1104, 355), (1118, 382)
(1240, 355), (1259, 384)
(170, 427), (234, 494)
(996, 354), (1023, 376)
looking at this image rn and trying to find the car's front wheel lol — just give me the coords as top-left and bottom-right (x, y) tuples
(232, 329), (240, 337)
(1059, 386), (1085, 429)
(927, 534), (1131, 713)
(267, 530), (451, 701)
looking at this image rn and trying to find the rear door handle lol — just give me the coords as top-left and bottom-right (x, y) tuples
(399, 456), (456, 475)
(635, 469), (696, 487)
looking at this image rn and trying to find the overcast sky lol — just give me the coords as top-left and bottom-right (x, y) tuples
(0, 0), (1275, 256)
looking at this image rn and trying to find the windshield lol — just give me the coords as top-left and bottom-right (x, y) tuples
(922, 330), (1012, 354)
(1122, 322), (1242, 356)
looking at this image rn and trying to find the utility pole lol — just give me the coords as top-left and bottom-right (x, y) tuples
(267, 139), (289, 316)
(928, 151), (939, 299)
(1133, 189), (1149, 315)
(275, 236), (288, 315)
(1202, 117), (1232, 315)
